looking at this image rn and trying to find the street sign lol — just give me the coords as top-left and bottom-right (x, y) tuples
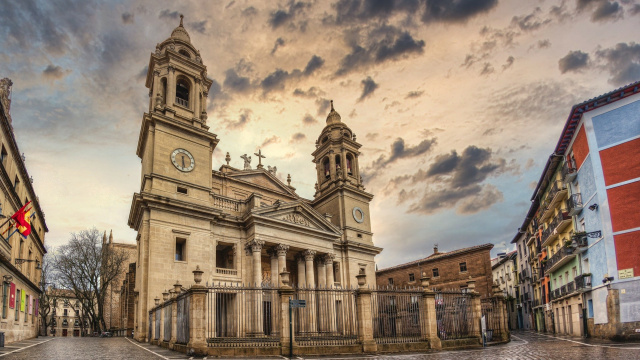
(289, 299), (306, 308)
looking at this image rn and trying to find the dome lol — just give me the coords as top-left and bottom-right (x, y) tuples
(326, 100), (341, 125)
(171, 15), (191, 43)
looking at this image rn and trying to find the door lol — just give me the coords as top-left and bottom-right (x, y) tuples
(62, 329), (68, 337)
(568, 305), (573, 335)
(561, 307), (566, 334)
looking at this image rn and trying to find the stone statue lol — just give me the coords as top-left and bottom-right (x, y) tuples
(267, 165), (277, 176)
(240, 154), (252, 170)
(0, 78), (12, 114)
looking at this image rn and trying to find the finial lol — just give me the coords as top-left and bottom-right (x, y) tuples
(287, 174), (291, 186)
(179, 14), (184, 27)
(225, 152), (231, 165)
(330, 100), (334, 111)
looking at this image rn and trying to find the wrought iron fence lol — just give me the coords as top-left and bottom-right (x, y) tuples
(176, 294), (190, 344)
(148, 312), (152, 341)
(154, 308), (161, 340)
(163, 304), (171, 342)
(435, 290), (475, 340)
(371, 288), (423, 344)
(293, 287), (358, 346)
(206, 284), (280, 347)
(481, 298), (502, 342)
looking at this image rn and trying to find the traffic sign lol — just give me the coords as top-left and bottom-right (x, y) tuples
(289, 299), (306, 308)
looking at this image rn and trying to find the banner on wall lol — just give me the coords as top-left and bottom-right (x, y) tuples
(20, 289), (25, 312)
(9, 282), (15, 309)
(35, 298), (39, 317)
(28, 294), (32, 315)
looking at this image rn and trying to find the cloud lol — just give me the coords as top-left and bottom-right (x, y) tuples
(366, 133), (379, 141)
(269, 1), (312, 29)
(189, 20), (207, 34)
(480, 62), (494, 75)
(223, 69), (252, 93)
(405, 91), (424, 99)
(456, 184), (504, 214)
(558, 50), (590, 73)
(290, 132), (306, 143)
(304, 55), (325, 75)
(121, 12), (134, 24)
(510, 7), (551, 31)
(261, 135), (281, 147)
(371, 137), (437, 170)
(595, 42), (640, 86)
(271, 37), (285, 55)
(158, 9), (180, 20)
(422, 0), (498, 24)
(502, 56), (515, 70)
(293, 87), (323, 98)
(224, 108), (252, 130)
(577, 0), (623, 22)
(316, 98), (331, 116)
(42, 65), (70, 80)
(302, 113), (317, 125)
(336, 26), (425, 76)
(260, 55), (325, 94)
(536, 39), (551, 49)
(358, 76), (379, 101)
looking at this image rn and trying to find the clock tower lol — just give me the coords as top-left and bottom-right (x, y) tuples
(311, 101), (374, 246)
(129, 16), (219, 342)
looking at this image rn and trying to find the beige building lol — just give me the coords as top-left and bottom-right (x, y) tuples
(0, 78), (48, 344)
(129, 18), (382, 341)
(46, 288), (89, 337)
(101, 230), (136, 331)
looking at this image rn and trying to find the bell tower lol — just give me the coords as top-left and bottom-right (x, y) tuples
(311, 101), (374, 246)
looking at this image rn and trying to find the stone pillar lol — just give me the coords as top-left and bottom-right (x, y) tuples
(276, 244), (289, 287)
(159, 302), (165, 343)
(329, 152), (336, 181)
(201, 91), (208, 122)
(279, 281), (296, 356)
(303, 250), (317, 333)
(468, 279), (482, 344)
(419, 275), (441, 349)
(268, 248), (279, 287)
(187, 286), (208, 354)
(151, 308), (156, 343)
(341, 148), (348, 179)
(246, 239), (265, 286)
(169, 298), (177, 347)
(193, 79), (200, 119)
(355, 271), (376, 353)
(304, 250), (316, 287)
(316, 257), (326, 288)
(325, 254), (335, 288)
(296, 254), (306, 288)
(152, 70), (161, 111)
(167, 65), (176, 110)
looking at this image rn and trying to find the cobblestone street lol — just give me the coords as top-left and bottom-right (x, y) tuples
(2, 331), (640, 359)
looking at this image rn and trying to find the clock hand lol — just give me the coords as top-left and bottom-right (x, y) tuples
(182, 155), (185, 168)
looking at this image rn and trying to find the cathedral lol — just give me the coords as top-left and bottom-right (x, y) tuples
(128, 17), (382, 341)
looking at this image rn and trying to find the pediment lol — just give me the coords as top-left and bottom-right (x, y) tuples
(251, 201), (341, 236)
(225, 169), (297, 198)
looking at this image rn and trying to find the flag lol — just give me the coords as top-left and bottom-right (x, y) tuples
(9, 283), (15, 309)
(10, 201), (32, 237)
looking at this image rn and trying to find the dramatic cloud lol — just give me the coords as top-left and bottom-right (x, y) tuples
(316, 98), (331, 116)
(42, 65), (70, 80)
(260, 55), (325, 94)
(293, 87), (323, 98)
(536, 39), (551, 49)
(302, 113), (318, 125)
(336, 27), (425, 76)
(595, 42), (640, 86)
(269, 1), (311, 29)
(510, 7), (551, 31)
(422, 0), (498, 23)
(290, 132), (306, 143)
(224, 108), (252, 130)
(304, 55), (325, 75)
(158, 9), (180, 20)
(358, 76), (379, 101)
(271, 37), (285, 55)
(577, 0), (623, 22)
(121, 12), (134, 24)
(261, 135), (281, 147)
(223, 69), (252, 93)
(558, 50), (590, 73)
(480, 62), (495, 75)
(371, 137), (437, 170)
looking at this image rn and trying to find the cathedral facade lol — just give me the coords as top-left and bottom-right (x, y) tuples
(128, 18), (382, 341)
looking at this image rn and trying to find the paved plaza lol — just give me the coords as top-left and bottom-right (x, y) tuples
(1, 331), (639, 359)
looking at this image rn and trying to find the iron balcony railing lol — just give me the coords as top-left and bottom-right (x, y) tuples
(546, 181), (566, 204)
(541, 227), (553, 245)
(176, 97), (189, 108)
(568, 193), (583, 215)
(567, 281), (575, 294)
(546, 247), (573, 271)
(551, 210), (570, 231)
(551, 289), (560, 300)
(572, 234), (588, 247)
(575, 274), (592, 290)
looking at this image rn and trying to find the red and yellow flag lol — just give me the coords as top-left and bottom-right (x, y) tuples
(10, 201), (32, 237)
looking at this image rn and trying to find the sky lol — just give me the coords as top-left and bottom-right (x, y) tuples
(1, 0), (639, 269)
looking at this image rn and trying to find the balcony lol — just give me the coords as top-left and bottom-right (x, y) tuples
(541, 181), (568, 220)
(563, 162), (577, 183)
(551, 210), (572, 233)
(545, 247), (576, 273)
(175, 97), (189, 108)
(215, 267), (238, 276)
(572, 233), (589, 249)
(541, 226), (554, 247)
(526, 232), (536, 246)
(575, 274), (592, 291)
(568, 193), (583, 216)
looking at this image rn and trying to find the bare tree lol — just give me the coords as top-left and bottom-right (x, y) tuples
(38, 248), (58, 336)
(54, 228), (129, 333)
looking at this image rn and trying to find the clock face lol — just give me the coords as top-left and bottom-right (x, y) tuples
(352, 207), (365, 223)
(171, 148), (195, 172)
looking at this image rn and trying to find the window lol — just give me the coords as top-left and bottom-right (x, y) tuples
(177, 186), (188, 195)
(388, 278), (394, 286)
(408, 273), (415, 282)
(322, 157), (330, 179)
(587, 299), (594, 318)
(0, 145), (6, 167)
(432, 268), (439, 278)
(175, 238), (186, 261)
(175, 78), (190, 107)
(2, 283), (8, 319)
(15, 289), (19, 321)
(178, 49), (190, 58)
(346, 154), (353, 175)
(459, 262), (467, 272)
(559, 275), (563, 285)
(63, 309), (68, 316)
(14, 176), (19, 190)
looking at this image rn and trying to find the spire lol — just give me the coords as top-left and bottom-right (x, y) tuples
(326, 100), (342, 125)
(170, 14), (191, 43)
(179, 14), (184, 27)
(102, 231), (107, 245)
(109, 229), (113, 244)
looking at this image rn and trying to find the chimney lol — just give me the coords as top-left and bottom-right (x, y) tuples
(433, 244), (439, 255)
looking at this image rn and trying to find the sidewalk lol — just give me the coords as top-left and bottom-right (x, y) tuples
(0, 337), (54, 357)
(518, 330), (640, 349)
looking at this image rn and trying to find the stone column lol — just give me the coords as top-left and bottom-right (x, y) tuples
(355, 271), (377, 353)
(316, 257), (326, 288)
(296, 254), (306, 288)
(419, 275), (441, 350)
(169, 298), (177, 347)
(268, 248), (279, 287)
(276, 244), (289, 287)
(167, 66), (176, 110)
(303, 250), (317, 333)
(279, 279), (296, 356)
(159, 302), (165, 343)
(324, 254), (337, 333)
(304, 250), (316, 287)
(152, 70), (161, 111)
(151, 308), (156, 343)
(246, 239), (265, 286)
(201, 91), (208, 121)
(341, 148), (348, 179)
(329, 152), (336, 181)
(354, 154), (361, 184)
(325, 254), (335, 288)
(246, 239), (265, 335)
(467, 279), (483, 344)
(193, 78), (201, 119)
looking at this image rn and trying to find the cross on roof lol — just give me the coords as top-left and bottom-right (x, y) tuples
(254, 149), (266, 169)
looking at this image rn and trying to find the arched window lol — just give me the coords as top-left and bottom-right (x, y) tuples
(335, 155), (341, 173)
(176, 78), (190, 107)
(346, 154), (353, 175)
(178, 49), (191, 58)
(161, 78), (167, 105)
(322, 157), (330, 179)
(322, 136), (328, 144)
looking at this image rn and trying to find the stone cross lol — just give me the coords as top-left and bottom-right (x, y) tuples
(254, 149), (266, 169)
